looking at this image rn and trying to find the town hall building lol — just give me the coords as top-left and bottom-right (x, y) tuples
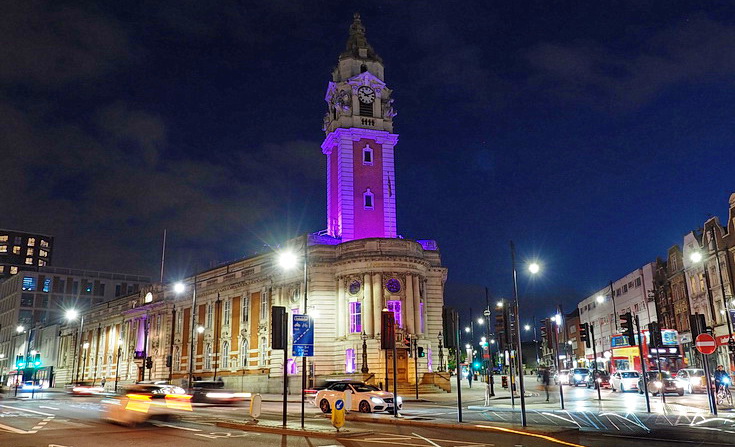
(55, 14), (448, 394)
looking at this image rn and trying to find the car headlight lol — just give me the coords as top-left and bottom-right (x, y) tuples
(574, 374), (582, 380)
(371, 397), (384, 404)
(596, 378), (602, 383)
(654, 381), (662, 387)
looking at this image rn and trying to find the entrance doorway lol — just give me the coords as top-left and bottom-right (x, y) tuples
(386, 349), (409, 382)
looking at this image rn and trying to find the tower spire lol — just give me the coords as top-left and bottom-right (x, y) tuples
(341, 13), (382, 63)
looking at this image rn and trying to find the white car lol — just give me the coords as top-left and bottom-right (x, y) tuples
(102, 384), (193, 427)
(315, 381), (402, 413)
(611, 370), (640, 392)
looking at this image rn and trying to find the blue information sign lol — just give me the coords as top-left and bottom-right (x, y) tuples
(292, 314), (314, 357)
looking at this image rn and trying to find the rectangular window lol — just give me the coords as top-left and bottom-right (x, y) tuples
(0, 266), (4, 273)
(363, 148), (373, 164)
(22, 276), (36, 291)
(25, 257), (33, 265)
(635, 278), (641, 287)
(21, 293), (34, 307)
(35, 295), (49, 308)
(85, 282), (93, 293)
(42, 278), (51, 293)
(0, 235), (7, 242)
(206, 303), (213, 329)
(27, 237), (35, 247)
(349, 301), (362, 333)
(39, 249), (48, 257)
(27, 248), (34, 256)
(0, 245), (6, 253)
(242, 296), (250, 322)
(13, 246), (21, 254)
(260, 292), (269, 321)
(224, 299), (231, 325)
(345, 348), (356, 373)
(622, 284), (628, 293)
(40, 239), (49, 248)
(10, 266), (18, 274)
(387, 300), (402, 327)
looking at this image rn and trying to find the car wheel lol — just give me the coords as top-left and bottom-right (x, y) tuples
(359, 401), (371, 413)
(678, 390), (684, 396)
(319, 399), (331, 414)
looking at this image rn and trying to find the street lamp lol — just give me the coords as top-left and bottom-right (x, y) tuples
(464, 327), (471, 333)
(175, 280), (198, 391)
(437, 331), (444, 372)
(81, 342), (90, 381)
(65, 309), (84, 383)
(361, 331), (369, 374)
(510, 241), (540, 427)
(114, 337), (123, 392)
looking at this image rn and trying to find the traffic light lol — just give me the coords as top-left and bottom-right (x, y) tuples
(33, 353), (42, 367)
(648, 322), (663, 349)
(381, 309), (396, 350)
(271, 306), (287, 350)
(417, 346), (425, 357)
(146, 356), (153, 369)
(15, 354), (25, 369)
(620, 312), (635, 346)
(579, 323), (591, 349)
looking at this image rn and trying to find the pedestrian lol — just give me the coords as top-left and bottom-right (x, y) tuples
(541, 367), (550, 402)
(101, 377), (106, 388)
(467, 370), (473, 388)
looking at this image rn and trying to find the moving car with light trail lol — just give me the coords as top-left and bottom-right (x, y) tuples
(315, 381), (402, 413)
(68, 381), (105, 395)
(569, 368), (591, 386)
(102, 383), (192, 427)
(639, 370), (684, 396)
(675, 368), (708, 394)
(191, 380), (250, 405)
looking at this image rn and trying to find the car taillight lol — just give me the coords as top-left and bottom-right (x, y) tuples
(165, 394), (193, 411)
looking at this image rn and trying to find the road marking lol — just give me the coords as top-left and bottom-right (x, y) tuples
(411, 433), (442, 447)
(0, 421), (35, 434)
(39, 406), (59, 410)
(0, 404), (54, 416)
(153, 423), (202, 431)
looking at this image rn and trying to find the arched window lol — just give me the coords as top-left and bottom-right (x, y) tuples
(222, 341), (229, 369)
(204, 344), (212, 370)
(241, 338), (249, 368)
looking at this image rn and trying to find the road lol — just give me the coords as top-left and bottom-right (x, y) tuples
(0, 383), (733, 447)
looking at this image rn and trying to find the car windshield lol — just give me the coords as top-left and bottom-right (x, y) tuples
(352, 384), (379, 392)
(573, 369), (589, 374)
(688, 370), (704, 377)
(621, 372), (639, 378)
(560, 370), (570, 375)
(647, 371), (672, 379)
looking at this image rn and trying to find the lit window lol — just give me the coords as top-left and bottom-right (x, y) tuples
(27, 248), (34, 256)
(42, 278), (51, 293)
(364, 188), (374, 209)
(39, 250), (48, 257)
(345, 348), (356, 373)
(173, 347), (181, 372)
(25, 257), (33, 265)
(242, 296), (250, 323)
(10, 266), (18, 274)
(0, 266), (4, 273)
(224, 299), (231, 325)
(363, 148), (373, 165)
(241, 338), (249, 367)
(40, 240), (49, 248)
(28, 238), (35, 247)
(349, 301), (362, 333)
(206, 303), (213, 329)
(0, 235), (7, 242)
(13, 246), (21, 254)
(0, 245), (7, 253)
(222, 341), (229, 369)
(205, 344), (212, 370)
(85, 283), (93, 293)
(387, 300), (402, 327)
(38, 260), (45, 266)
(23, 276), (36, 292)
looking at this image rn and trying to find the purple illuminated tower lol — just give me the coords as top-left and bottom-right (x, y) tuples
(321, 13), (398, 242)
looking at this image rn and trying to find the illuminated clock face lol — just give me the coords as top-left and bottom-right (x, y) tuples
(357, 86), (375, 104)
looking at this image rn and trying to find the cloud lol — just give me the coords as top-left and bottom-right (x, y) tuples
(524, 14), (735, 108)
(0, 1), (130, 86)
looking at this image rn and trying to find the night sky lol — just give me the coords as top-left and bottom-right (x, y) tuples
(3, 1), (735, 322)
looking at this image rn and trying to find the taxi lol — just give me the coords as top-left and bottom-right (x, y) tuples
(101, 383), (193, 426)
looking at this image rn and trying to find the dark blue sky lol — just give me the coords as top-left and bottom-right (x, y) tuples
(3, 1), (735, 321)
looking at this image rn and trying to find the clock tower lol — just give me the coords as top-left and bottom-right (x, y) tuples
(321, 13), (399, 242)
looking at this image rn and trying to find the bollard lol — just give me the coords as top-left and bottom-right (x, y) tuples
(250, 393), (262, 422)
(502, 375), (508, 388)
(331, 399), (345, 431)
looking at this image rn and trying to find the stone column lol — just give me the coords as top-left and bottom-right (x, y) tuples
(405, 274), (415, 334)
(373, 273), (383, 336)
(363, 273), (374, 336)
(413, 276), (422, 334)
(337, 278), (346, 338)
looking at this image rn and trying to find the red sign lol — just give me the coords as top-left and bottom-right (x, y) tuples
(696, 333), (717, 355)
(715, 334), (734, 346)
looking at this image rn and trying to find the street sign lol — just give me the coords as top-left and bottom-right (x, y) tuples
(696, 333), (717, 355)
(331, 399), (345, 429)
(483, 309), (491, 317)
(292, 314), (314, 357)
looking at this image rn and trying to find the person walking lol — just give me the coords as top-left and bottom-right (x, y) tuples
(467, 370), (473, 388)
(541, 366), (550, 402)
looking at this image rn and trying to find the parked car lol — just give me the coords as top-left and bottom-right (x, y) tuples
(675, 368), (708, 394)
(554, 369), (571, 385)
(191, 380), (249, 405)
(586, 370), (611, 389)
(638, 370), (684, 396)
(69, 381), (105, 395)
(102, 384), (193, 427)
(610, 370), (640, 392)
(315, 381), (402, 413)
(569, 368), (591, 387)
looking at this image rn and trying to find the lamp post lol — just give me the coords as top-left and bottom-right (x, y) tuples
(114, 337), (123, 393)
(81, 342), (90, 381)
(361, 331), (369, 373)
(65, 309), (85, 384)
(510, 240), (539, 427)
(174, 279), (198, 391)
(437, 331), (444, 372)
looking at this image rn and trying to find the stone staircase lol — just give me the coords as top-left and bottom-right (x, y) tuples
(394, 382), (447, 395)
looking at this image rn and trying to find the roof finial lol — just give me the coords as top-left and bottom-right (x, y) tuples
(341, 12), (381, 63)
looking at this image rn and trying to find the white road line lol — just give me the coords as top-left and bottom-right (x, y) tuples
(39, 406), (59, 410)
(0, 421), (34, 434)
(411, 433), (442, 447)
(154, 423), (202, 432)
(0, 404), (54, 416)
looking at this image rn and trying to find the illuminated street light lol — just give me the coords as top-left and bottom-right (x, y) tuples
(490, 339), (495, 344)
(496, 301), (503, 308)
(596, 295), (604, 304)
(524, 324), (531, 331)
(477, 317), (484, 325)
(278, 250), (299, 270)
(690, 252), (703, 263)
(196, 325), (205, 334)
(528, 263), (540, 274)
(16, 325), (24, 333)
(465, 327), (471, 333)
(173, 282), (186, 294)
